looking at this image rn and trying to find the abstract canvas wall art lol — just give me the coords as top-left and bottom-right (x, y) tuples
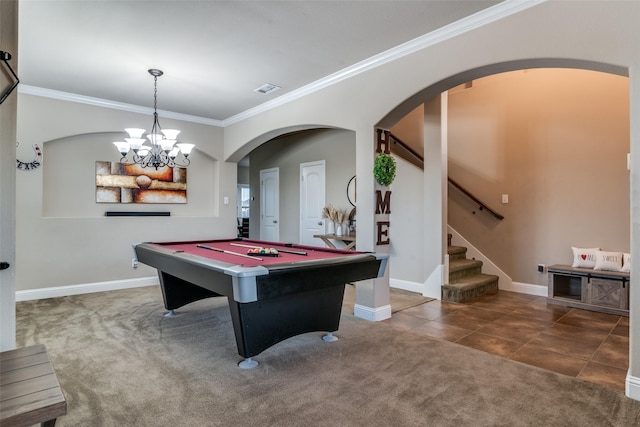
(96, 161), (187, 204)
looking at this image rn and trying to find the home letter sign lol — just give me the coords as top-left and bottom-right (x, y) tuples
(375, 129), (393, 245)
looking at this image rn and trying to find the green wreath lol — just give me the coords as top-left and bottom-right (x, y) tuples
(373, 153), (396, 186)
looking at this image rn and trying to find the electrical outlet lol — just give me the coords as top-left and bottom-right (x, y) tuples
(132, 258), (138, 269)
(538, 264), (545, 273)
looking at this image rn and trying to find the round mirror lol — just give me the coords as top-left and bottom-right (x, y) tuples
(347, 175), (356, 207)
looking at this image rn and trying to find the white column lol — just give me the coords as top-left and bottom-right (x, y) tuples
(626, 65), (640, 400)
(354, 126), (391, 321)
(422, 94), (447, 299)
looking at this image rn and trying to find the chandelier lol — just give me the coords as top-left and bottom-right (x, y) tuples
(113, 69), (194, 169)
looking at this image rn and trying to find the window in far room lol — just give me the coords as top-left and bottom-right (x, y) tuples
(237, 185), (250, 237)
(238, 185), (250, 218)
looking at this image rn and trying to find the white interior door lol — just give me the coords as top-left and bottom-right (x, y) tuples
(300, 161), (325, 246)
(260, 168), (279, 241)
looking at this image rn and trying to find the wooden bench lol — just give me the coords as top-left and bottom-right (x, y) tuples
(547, 264), (630, 316)
(0, 344), (67, 427)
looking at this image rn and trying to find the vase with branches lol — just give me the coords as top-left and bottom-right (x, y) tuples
(322, 204), (337, 234)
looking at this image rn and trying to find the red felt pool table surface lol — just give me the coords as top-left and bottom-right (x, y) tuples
(157, 238), (358, 267)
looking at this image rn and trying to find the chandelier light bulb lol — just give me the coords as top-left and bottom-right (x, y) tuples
(160, 139), (176, 152)
(125, 138), (145, 151)
(162, 129), (180, 140)
(168, 147), (180, 159)
(125, 128), (145, 139)
(113, 141), (130, 156)
(176, 143), (195, 156)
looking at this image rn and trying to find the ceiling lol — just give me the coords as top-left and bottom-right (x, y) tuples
(18, 0), (501, 125)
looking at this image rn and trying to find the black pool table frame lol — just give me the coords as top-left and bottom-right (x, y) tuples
(134, 239), (388, 367)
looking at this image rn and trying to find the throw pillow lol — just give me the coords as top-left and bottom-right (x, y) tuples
(571, 247), (599, 269)
(621, 253), (631, 273)
(594, 250), (623, 272)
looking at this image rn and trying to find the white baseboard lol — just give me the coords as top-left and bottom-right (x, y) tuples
(504, 281), (548, 297)
(354, 303), (392, 321)
(390, 278), (423, 294)
(15, 277), (159, 302)
(626, 372), (640, 401)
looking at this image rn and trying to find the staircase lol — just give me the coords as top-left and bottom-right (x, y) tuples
(442, 234), (499, 303)
(376, 129), (503, 303)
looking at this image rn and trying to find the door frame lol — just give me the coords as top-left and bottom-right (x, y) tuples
(260, 167), (279, 241)
(299, 160), (326, 246)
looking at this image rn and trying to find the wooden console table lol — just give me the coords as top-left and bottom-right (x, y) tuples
(313, 234), (356, 250)
(1, 344), (67, 427)
(547, 264), (630, 316)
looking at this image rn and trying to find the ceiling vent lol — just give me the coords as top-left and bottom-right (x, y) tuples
(254, 83), (281, 95)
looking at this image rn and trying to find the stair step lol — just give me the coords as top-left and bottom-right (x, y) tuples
(447, 245), (467, 261)
(449, 258), (483, 281)
(443, 273), (499, 303)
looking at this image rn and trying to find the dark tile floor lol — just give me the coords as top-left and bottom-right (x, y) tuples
(383, 290), (629, 390)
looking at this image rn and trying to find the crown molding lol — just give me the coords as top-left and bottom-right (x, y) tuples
(18, 84), (224, 127)
(18, 0), (543, 128)
(222, 0), (545, 126)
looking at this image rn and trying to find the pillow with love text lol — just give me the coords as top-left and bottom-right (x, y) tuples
(571, 247), (599, 269)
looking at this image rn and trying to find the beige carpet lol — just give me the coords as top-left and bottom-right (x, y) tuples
(15, 286), (640, 426)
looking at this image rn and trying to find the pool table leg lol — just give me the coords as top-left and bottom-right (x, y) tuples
(227, 283), (345, 363)
(322, 332), (339, 342)
(238, 357), (259, 369)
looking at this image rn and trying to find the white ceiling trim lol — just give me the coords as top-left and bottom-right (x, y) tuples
(221, 0), (544, 126)
(17, 0), (542, 129)
(18, 84), (224, 127)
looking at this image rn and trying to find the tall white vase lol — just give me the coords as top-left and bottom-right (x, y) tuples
(335, 223), (343, 236)
(326, 221), (335, 235)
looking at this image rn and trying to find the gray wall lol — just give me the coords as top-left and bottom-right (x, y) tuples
(16, 94), (237, 291)
(248, 129), (355, 243)
(237, 166), (249, 185)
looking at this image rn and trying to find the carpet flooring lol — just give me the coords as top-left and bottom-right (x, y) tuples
(15, 285), (640, 426)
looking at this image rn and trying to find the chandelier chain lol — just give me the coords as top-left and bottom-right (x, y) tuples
(153, 75), (158, 115)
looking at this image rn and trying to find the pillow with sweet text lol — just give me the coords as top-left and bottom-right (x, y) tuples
(594, 250), (623, 272)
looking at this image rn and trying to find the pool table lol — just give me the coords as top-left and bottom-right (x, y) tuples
(134, 238), (388, 368)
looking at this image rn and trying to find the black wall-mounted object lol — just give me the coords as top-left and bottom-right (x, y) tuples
(0, 51), (19, 105)
(105, 211), (171, 217)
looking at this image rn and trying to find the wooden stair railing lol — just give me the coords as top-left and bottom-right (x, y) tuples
(447, 178), (504, 220)
(385, 130), (504, 221)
